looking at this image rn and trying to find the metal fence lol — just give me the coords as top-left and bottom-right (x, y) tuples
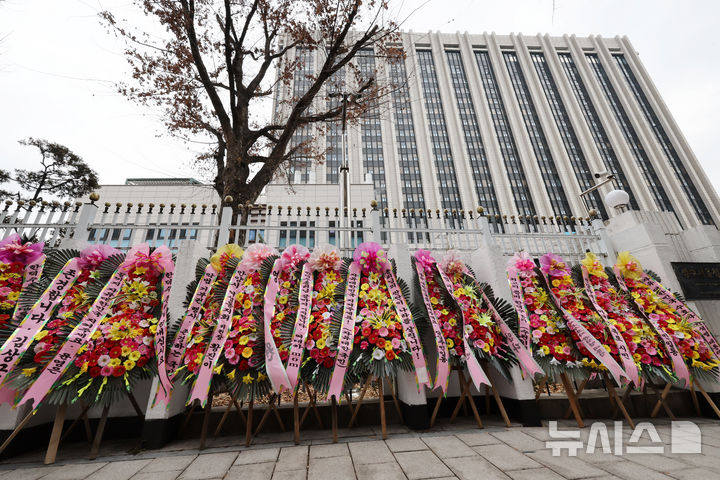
(0, 198), (610, 263)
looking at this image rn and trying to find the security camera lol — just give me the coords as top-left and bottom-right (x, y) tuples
(594, 170), (609, 179)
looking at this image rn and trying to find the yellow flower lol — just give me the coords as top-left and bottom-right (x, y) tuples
(91, 330), (102, 340)
(541, 345), (550, 355)
(243, 300), (252, 309)
(109, 358), (121, 367)
(121, 346), (131, 356)
(210, 244), (244, 270)
(446, 338), (454, 349)
(616, 251), (642, 280)
(22, 367), (37, 377)
(149, 324), (158, 334)
(257, 372), (267, 382)
(34, 330), (48, 341)
(448, 318), (457, 326)
(129, 351), (141, 362)
(278, 296), (288, 305)
(213, 364), (222, 374)
(242, 347), (253, 358)
(227, 370), (235, 380)
(7, 291), (20, 301)
(316, 338), (326, 349)
(134, 266), (148, 275)
(430, 297), (438, 305)
(551, 279), (560, 287)
(581, 252), (608, 279)
(242, 373), (254, 384)
(282, 281), (291, 289)
(124, 359), (136, 371)
(238, 336), (249, 346)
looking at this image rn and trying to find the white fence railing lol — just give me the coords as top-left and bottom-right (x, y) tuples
(0, 198), (610, 263)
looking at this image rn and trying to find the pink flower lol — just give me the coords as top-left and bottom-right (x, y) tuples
(0, 234), (44, 264)
(280, 244), (310, 269)
(414, 249), (436, 273)
(440, 250), (467, 276)
(507, 251), (535, 275)
(100, 366), (114, 377)
(240, 244), (279, 272)
(353, 242), (388, 273)
(307, 244), (341, 272)
(540, 253), (569, 277)
(78, 244), (121, 270)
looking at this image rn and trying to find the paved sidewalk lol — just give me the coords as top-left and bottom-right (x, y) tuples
(1, 417), (719, 479)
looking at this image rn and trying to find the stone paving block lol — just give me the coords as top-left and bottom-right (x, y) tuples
(626, 453), (689, 471)
(455, 432), (501, 447)
(234, 448), (280, 465)
(308, 455), (354, 480)
(86, 459), (152, 480)
(348, 440), (394, 465)
(140, 454), (197, 473)
(131, 471), (181, 480)
(444, 456), (510, 480)
(526, 451), (607, 480)
(309, 443), (348, 459)
(385, 437), (428, 452)
(179, 452), (238, 480)
(0, 466), (57, 480)
(422, 435), (477, 458)
(667, 467), (720, 480)
(597, 460), (676, 480)
(395, 450), (453, 480)
(490, 431), (544, 452)
(664, 453), (720, 472)
(273, 469), (308, 480)
(506, 468), (565, 480)
(225, 463), (274, 480)
(42, 462), (107, 480)
(474, 444), (540, 471)
(275, 446), (309, 473)
(355, 462), (407, 480)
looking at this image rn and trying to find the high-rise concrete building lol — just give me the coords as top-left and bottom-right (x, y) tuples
(272, 32), (720, 229)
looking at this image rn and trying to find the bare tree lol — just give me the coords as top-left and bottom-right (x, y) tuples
(100, 0), (402, 220)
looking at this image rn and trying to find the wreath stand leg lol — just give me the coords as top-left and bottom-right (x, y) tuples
(650, 382), (673, 418)
(214, 391), (246, 436)
(331, 397), (338, 443)
(179, 402), (197, 437)
(59, 401), (93, 445)
(449, 369), (483, 428)
(0, 409), (35, 456)
(560, 373), (584, 428)
(254, 393), (285, 438)
(88, 405), (110, 460)
(348, 377), (372, 428)
(199, 396), (213, 449)
(44, 403), (68, 464)
(693, 379), (720, 419)
(484, 385), (491, 414)
(299, 383), (323, 430)
(479, 362), (511, 427)
(563, 379), (588, 419)
(378, 377), (387, 440)
(689, 382), (702, 416)
(244, 394), (254, 447)
(611, 385), (634, 420)
(602, 374), (634, 429)
(293, 391), (300, 445)
(429, 395), (442, 428)
(386, 377), (403, 421)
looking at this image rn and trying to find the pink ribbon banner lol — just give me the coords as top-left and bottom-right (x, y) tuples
(263, 259), (292, 393)
(151, 246), (175, 398)
(0, 258), (80, 386)
(478, 288), (544, 379)
(17, 245), (140, 409)
(543, 271), (629, 386)
(285, 264), (314, 390)
(415, 262), (450, 393)
(641, 273), (720, 361)
(508, 271), (531, 351)
(436, 267), (490, 390)
(383, 265), (430, 390)
(188, 265), (246, 406)
(328, 262), (361, 400)
(614, 267), (690, 386)
(582, 267), (640, 386)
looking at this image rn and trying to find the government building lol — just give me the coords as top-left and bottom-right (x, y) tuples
(272, 32), (720, 229)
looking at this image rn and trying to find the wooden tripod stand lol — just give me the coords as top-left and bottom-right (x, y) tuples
(347, 376), (402, 440)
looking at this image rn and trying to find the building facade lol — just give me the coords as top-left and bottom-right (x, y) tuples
(272, 32), (720, 229)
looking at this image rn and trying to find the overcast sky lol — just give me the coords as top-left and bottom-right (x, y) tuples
(1, 0), (718, 194)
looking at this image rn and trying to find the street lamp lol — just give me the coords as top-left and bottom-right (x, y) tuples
(605, 189), (631, 212)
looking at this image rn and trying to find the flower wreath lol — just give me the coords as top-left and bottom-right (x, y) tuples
(614, 251), (720, 382)
(8, 245), (123, 399)
(13, 245), (173, 408)
(539, 253), (629, 386)
(412, 250), (520, 392)
(579, 252), (675, 385)
(177, 243), (276, 403)
(280, 244), (344, 395)
(0, 234), (45, 337)
(507, 252), (589, 380)
(329, 242), (428, 394)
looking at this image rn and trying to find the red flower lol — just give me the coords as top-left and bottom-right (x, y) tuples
(89, 366), (101, 377)
(113, 366), (126, 377)
(110, 347), (122, 358)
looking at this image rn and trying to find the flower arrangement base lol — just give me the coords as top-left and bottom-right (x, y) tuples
(253, 393), (286, 440)
(292, 383), (324, 445)
(601, 374), (635, 429)
(559, 373), (585, 428)
(214, 392), (248, 438)
(346, 376), (402, 440)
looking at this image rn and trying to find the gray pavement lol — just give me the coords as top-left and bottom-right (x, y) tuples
(1, 417), (719, 479)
